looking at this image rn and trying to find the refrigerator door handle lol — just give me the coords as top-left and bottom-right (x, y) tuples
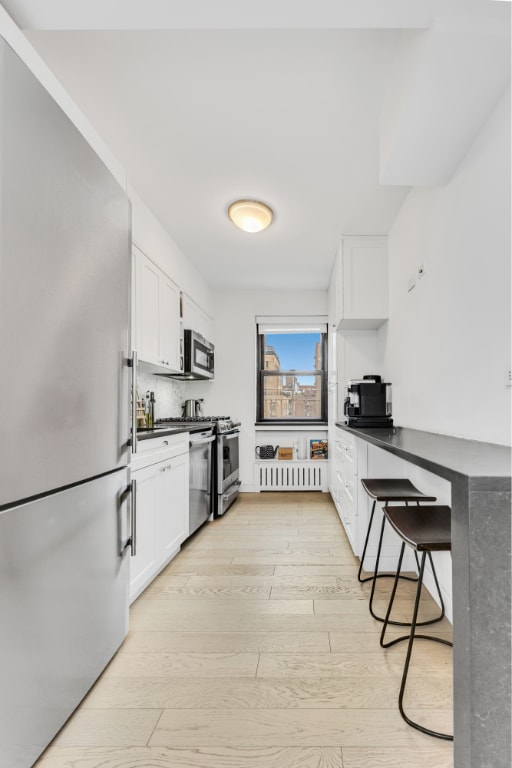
(129, 350), (138, 453)
(120, 480), (135, 555)
(130, 479), (137, 557)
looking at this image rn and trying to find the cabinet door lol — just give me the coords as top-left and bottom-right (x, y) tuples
(182, 293), (214, 343)
(136, 251), (161, 366)
(157, 451), (188, 560)
(130, 464), (158, 601)
(340, 479), (357, 551)
(335, 236), (388, 329)
(159, 274), (182, 371)
(135, 247), (182, 372)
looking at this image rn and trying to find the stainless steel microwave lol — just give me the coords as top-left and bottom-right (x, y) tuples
(181, 329), (214, 379)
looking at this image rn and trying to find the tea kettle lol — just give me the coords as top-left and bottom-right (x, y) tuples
(182, 398), (204, 417)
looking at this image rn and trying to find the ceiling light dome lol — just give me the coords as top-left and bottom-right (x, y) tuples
(227, 199), (273, 233)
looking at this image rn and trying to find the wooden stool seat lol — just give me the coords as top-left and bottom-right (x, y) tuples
(384, 504), (451, 552)
(360, 478), (437, 503)
(380, 503), (453, 741)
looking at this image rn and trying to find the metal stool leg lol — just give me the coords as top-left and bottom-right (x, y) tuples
(358, 500), (377, 582)
(361, 500), (417, 584)
(391, 553), (453, 740)
(369, 514), (445, 627)
(427, 551), (446, 622)
(357, 499), (420, 584)
(378, 541), (407, 634)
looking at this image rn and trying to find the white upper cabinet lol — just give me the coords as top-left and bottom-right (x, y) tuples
(182, 292), (215, 343)
(134, 245), (182, 373)
(158, 272), (182, 372)
(333, 236), (388, 329)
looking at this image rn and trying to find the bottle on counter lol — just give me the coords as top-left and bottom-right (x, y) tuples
(150, 391), (155, 428)
(144, 390), (151, 429)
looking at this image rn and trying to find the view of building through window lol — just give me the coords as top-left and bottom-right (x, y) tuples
(260, 332), (324, 420)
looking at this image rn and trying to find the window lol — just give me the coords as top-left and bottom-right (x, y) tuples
(256, 319), (327, 423)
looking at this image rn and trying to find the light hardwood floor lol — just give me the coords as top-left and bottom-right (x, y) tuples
(35, 492), (453, 768)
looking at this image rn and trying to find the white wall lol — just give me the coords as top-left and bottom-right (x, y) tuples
(380, 87), (511, 446)
(193, 290), (327, 490)
(0, 6), (126, 187)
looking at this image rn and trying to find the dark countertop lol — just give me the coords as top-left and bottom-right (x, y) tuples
(136, 424), (211, 440)
(336, 422), (511, 490)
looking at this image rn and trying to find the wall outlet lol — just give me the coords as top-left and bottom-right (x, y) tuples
(407, 274), (416, 292)
(506, 368), (512, 387)
(417, 263), (425, 279)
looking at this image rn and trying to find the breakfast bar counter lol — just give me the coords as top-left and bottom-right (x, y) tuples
(336, 423), (511, 768)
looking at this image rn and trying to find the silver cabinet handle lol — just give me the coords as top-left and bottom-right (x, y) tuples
(130, 478), (137, 556)
(223, 432), (240, 441)
(130, 350), (138, 454)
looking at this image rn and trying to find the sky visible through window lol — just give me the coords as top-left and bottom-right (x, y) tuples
(265, 333), (320, 382)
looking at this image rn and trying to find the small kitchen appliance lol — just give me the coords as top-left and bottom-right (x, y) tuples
(182, 398), (204, 417)
(344, 375), (393, 427)
(166, 330), (214, 380)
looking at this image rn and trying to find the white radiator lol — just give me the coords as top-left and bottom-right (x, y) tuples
(255, 461), (328, 491)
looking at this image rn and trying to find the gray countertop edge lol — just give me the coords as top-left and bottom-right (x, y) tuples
(335, 422), (511, 491)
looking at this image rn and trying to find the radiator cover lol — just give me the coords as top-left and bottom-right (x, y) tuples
(255, 461), (328, 491)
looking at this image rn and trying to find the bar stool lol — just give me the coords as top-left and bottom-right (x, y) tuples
(380, 503), (453, 741)
(359, 479), (443, 627)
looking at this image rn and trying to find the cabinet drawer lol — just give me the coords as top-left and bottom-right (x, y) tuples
(336, 430), (358, 475)
(342, 476), (357, 508)
(132, 433), (189, 470)
(342, 444), (357, 476)
(334, 439), (344, 470)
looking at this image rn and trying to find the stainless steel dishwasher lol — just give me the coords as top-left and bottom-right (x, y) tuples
(188, 428), (215, 535)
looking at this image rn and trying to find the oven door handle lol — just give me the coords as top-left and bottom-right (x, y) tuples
(222, 480), (242, 500)
(190, 435), (216, 446)
(222, 432), (240, 440)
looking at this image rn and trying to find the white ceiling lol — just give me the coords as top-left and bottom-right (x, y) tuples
(1, 0), (510, 291)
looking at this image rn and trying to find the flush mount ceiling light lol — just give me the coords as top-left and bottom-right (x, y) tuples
(227, 199), (273, 233)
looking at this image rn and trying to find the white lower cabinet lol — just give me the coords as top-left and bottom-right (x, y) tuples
(330, 428), (365, 555)
(129, 462), (158, 599)
(157, 451), (188, 561)
(130, 433), (189, 602)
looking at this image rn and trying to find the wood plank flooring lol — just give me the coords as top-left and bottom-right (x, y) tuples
(35, 492), (453, 768)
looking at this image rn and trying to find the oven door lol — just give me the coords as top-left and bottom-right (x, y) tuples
(216, 430), (240, 516)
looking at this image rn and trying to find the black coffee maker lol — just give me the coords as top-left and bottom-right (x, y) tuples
(344, 375), (393, 428)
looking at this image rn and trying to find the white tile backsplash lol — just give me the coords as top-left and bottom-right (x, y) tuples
(137, 372), (185, 420)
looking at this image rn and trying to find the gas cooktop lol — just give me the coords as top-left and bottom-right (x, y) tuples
(156, 416), (229, 423)
(156, 416), (241, 433)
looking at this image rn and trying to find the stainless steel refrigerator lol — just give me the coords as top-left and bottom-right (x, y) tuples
(0, 37), (132, 768)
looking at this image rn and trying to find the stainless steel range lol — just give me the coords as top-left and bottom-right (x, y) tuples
(214, 417), (241, 516)
(155, 416), (241, 520)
